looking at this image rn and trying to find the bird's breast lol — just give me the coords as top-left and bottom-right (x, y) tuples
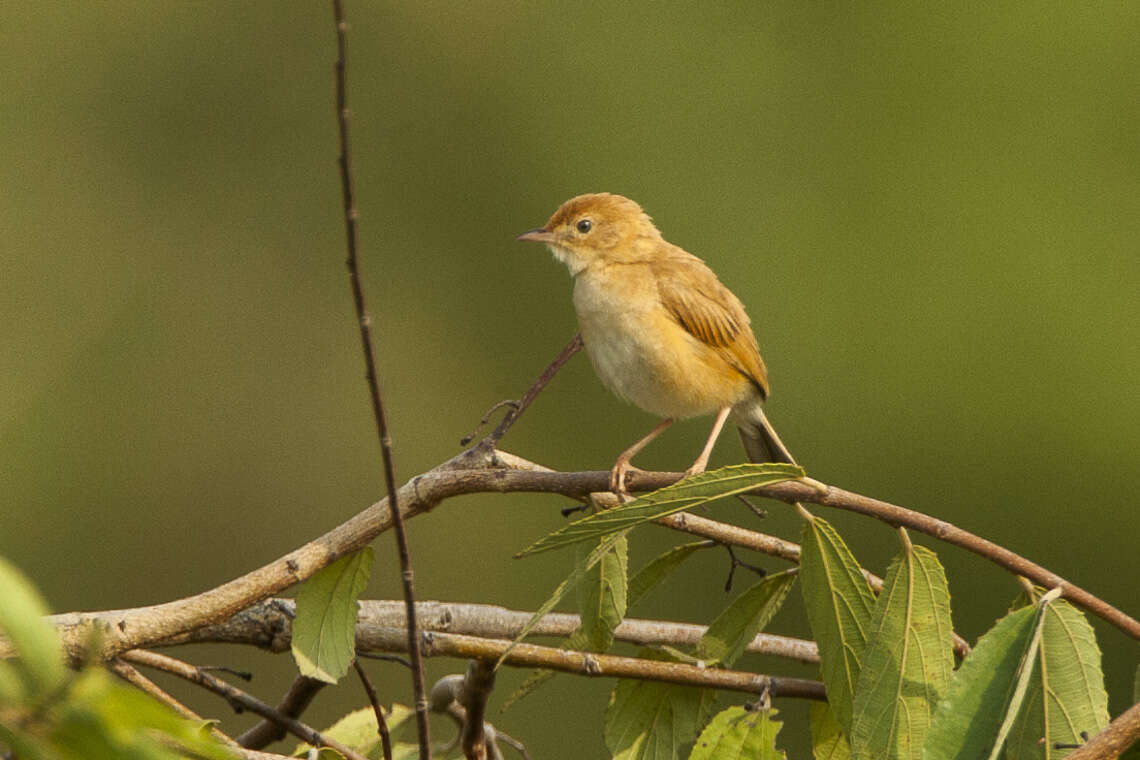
(571, 267), (752, 419)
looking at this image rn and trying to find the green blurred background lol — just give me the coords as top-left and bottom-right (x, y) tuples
(2, 2), (1138, 756)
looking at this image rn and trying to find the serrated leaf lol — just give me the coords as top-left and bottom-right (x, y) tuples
(605, 649), (716, 760)
(688, 705), (786, 760)
(849, 538), (953, 760)
(696, 571), (796, 668)
(798, 515), (876, 735)
(518, 464), (804, 557)
(0, 555), (65, 696)
(629, 542), (709, 609)
(498, 530), (629, 666)
(810, 702), (851, 760)
(1005, 599), (1109, 760)
(924, 589), (1061, 760)
(577, 536), (629, 651)
(505, 540), (706, 711)
(291, 547), (373, 684)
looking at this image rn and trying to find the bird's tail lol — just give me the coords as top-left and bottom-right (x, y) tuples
(733, 398), (796, 465)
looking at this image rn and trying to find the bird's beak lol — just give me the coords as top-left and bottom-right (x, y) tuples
(517, 228), (555, 244)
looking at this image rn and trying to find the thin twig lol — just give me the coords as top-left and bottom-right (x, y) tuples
(331, 1), (431, 756)
(353, 660), (393, 760)
(236, 675), (326, 749)
(482, 333), (583, 446)
(123, 649), (369, 760)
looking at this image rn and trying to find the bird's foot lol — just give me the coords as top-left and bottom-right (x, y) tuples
(682, 460), (709, 481)
(609, 461), (644, 502)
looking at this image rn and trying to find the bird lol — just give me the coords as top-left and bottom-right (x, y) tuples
(517, 192), (792, 497)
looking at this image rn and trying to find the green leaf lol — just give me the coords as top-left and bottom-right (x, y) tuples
(517, 464), (804, 557)
(798, 515), (876, 735)
(688, 705), (786, 760)
(629, 542), (709, 609)
(499, 530), (629, 666)
(810, 702), (851, 760)
(0, 554), (66, 696)
(605, 649), (716, 760)
(59, 668), (235, 760)
(294, 703), (412, 757)
(577, 535), (629, 651)
(291, 547), (373, 684)
(924, 589), (1061, 760)
(696, 571), (797, 668)
(849, 537), (954, 760)
(1005, 599), (1110, 760)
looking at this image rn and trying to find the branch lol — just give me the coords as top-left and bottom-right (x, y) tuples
(330, 1), (431, 756)
(162, 598), (821, 664)
(474, 333), (583, 447)
(122, 649), (370, 760)
(236, 675), (326, 749)
(1065, 699), (1140, 760)
(353, 660), (393, 760)
(459, 660), (496, 760)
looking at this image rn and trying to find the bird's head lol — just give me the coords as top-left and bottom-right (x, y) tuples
(517, 193), (662, 275)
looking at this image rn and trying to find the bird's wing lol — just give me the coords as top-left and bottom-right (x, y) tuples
(653, 254), (770, 398)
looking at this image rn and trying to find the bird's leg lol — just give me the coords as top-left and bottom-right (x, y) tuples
(610, 418), (675, 499)
(684, 406), (732, 479)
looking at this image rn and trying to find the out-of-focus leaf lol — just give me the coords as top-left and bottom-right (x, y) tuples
(0, 554), (65, 696)
(517, 464), (804, 557)
(810, 702), (850, 760)
(688, 705), (786, 760)
(1006, 598), (1110, 760)
(924, 588), (1061, 760)
(56, 668), (234, 759)
(605, 649), (715, 760)
(294, 703), (412, 757)
(629, 542), (709, 609)
(291, 547), (373, 684)
(696, 571), (796, 668)
(577, 536), (629, 651)
(849, 537), (954, 759)
(798, 514), (875, 735)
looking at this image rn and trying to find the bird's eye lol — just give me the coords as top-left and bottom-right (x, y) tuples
(576, 219), (593, 234)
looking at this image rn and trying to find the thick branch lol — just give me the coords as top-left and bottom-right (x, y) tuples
(160, 598), (820, 664)
(460, 660), (496, 760)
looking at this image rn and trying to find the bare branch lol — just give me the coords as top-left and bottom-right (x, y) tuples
(236, 675), (326, 749)
(30, 449), (1138, 668)
(459, 660), (496, 760)
(122, 649), (370, 760)
(162, 598), (821, 664)
(354, 660), (393, 760)
(478, 333), (583, 447)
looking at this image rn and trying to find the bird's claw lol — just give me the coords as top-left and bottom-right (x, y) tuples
(609, 461), (643, 502)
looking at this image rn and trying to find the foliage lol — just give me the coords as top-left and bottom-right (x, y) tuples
(0, 556), (234, 760)
(292, 547), (374, 684)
